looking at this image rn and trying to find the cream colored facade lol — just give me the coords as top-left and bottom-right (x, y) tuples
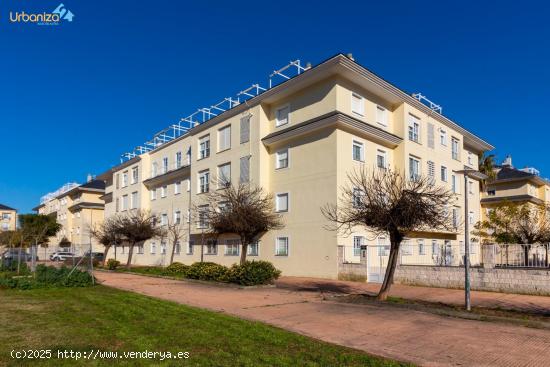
(104, 54), (493, 278)
(0, 205), (17, 232)
(34, 180), (105, 256)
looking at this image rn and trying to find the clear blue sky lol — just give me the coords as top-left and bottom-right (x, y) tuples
(1, 0), (549, 213)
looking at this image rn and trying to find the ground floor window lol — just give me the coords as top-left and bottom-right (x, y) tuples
(187, 241), (194, 255)
(275, 237), (289, 256)
(353, 236), (364, 256)
(160, 242), (167, 255)
(247, 242), (259, 256)
(205, 240), (217, 255)
(150, 242), (156, 254)
(136, 244), (144, 254)
(225, 239), (240, 256)
(174, 241), (180, 255)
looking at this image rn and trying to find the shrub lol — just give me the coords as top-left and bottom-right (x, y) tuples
(0, 260), (30, 274)
(186, 262), (229, 282)
(165, 262), (189, 276)
(0, 265), (94, 289)
(227, 261), (281, 286)
(107, 259), (120, 270)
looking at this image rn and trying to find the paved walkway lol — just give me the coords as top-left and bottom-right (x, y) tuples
(276, 277), (550, 314)
(96, 272), (550, 366)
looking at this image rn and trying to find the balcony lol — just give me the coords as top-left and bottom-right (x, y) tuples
(143, 164), (190, 189)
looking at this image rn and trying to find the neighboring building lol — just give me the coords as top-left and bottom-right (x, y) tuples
(102, 53), (494, 279)
(481, 155), (550, 219)
(33, 177), (105, 256)
(0, 204), (17, 232)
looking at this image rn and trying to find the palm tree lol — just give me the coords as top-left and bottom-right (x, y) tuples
(478, 153), (496, 190)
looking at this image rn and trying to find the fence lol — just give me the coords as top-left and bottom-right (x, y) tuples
(494, 243), (549, 268)
(399, 240), (481, 267)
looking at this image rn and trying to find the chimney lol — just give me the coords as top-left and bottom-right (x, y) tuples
(87, 174), (93, 183)
(346, 53), (355, 61)
(502, 155), (513, 168)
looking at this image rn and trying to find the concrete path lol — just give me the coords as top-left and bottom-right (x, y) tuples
(277, 277), (550, 314)
(96, 272), (550, 367)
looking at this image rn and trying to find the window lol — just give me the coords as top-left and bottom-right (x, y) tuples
(401, 239), (412, 255)
(160, 213), (168, 226)
(469, 211), (474, 225)
(376, 105), (388, 126)
(218, 125), (231, 151)
(451, 138), (460, 160)
(218, 163), (231, 187)
(452, 208), (460, 228)
(198, 205), (208, 228)
(175, 241), (181, 255)
(199, 135), (210, 159)
(276, 193), (289, 212)
(131, 167), (139, 184)
(427, 123), (435, 148)
(452, 174), (459, 193)
(151, 162), (158, 177)
(427, 161), (435, 177)
(115, 173), (120, 189)
(247, 242), (259, 256)
(205, 240), (217, 255)
(2, 213), (11, 220)
(240, 115), (250, 144)
(198, 170), (210, 193)
(240, 156), (250, 183)
(376, 150), (387, 169)
(150, 189), (157, 201)
(467, 152), (473, 166)
(276, 149), (289, 169)
(161, 185), (167, 198)
(186, 241), (194, 255)
(130, 191), (138, 209)
(460, 240), (465, 255)
(175, 151), (182, 169)
(275, 237), (289, 256)
(432, 240), (439, 256)
(276, 105), (290, 127)
(378, 236), (390, 256)
(353, 236), (364, 257)
(162, 157), (169, 174)
(115, 198), (120, 212)
(469, 180), (474, 194)
(409, 156), (420, 181)
(408, 115), (420, 143)
(174, 181), (181, 195)
(174, 210), (181, 225)
(418, 239), (426, 255)
(186, 148), (191, 165)
(137, 244), (144, 254)
(351, 93), (364, 116)
(160, 242), (167, 255)
(187, 209), (191, 223)
(441, 166), (448, 182)
(352, 140), (364, 162)
(186, 178), (191, 192)
(352, 188), (364, 208)
(440, 129), (447, 146)
(487, 189), (496, 196)
(122, 171), (128, 187)
(225, 239), (240, 256)
(122, 195), (129, 210)
(150, 242), (157, 254)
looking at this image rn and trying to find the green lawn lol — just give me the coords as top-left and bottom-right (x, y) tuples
(0, 286), (410, 366)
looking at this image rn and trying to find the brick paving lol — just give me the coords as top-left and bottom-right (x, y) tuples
(96, 272), (550, 366)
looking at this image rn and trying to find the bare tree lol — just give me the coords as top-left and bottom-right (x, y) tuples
(322, 168), (454, 300)
(111, 210), (165, 269)
(199, 181), (284, 265)
(90, 219), (123, 266)
(164, 214), (187, 265)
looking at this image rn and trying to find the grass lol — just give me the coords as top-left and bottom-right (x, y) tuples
(0, 286), (410, 366)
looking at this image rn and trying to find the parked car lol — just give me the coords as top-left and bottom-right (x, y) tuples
(82, 251), (104, 262)
(50, 251), (75, 261)
(1, 249), (38, 262)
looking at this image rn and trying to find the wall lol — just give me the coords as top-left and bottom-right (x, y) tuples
(394, 265), (550, 296)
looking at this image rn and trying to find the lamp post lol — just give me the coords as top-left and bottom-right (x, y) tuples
(456, 169), (487, 311)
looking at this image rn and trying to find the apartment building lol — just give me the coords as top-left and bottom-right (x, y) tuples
(33, 178), (106, 256)
(104, 53), (494, 279)
(481, 156), (550, 219)
(0, 204), (17, 232)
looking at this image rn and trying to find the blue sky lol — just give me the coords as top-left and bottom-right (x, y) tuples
(1, 0), (549, 213)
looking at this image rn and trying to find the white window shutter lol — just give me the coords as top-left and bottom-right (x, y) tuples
(240, 156), (250, 183)
(240, 116), (250, 144)
(427, 123), (434, 148)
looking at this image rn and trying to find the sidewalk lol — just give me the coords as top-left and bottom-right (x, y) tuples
(276, 277), (550, 314)
(96, 271), (550, 366)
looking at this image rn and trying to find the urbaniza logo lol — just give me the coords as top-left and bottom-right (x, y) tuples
(9, 3), (74, 26)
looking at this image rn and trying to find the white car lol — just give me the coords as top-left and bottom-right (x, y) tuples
(50, 252), (75, 261)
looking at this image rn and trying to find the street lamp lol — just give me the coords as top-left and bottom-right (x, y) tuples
(456, 169), (487, 311)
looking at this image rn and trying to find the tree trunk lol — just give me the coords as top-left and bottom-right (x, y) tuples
(169, 240), (177, 265)
(17, 247), (22, 275)
(240, 242), (248, 265)
(102, 245), (111, 267)
(126, 243), (135, 269)
(376, 231), (402, 301)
